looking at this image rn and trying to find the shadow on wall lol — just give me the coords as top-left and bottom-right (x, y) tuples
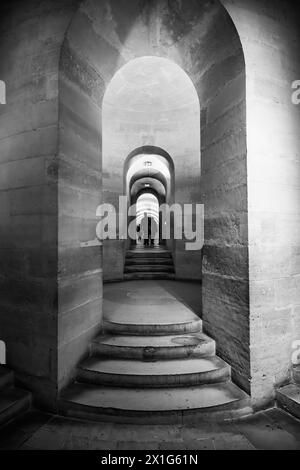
(158, 280), (202, 319)
(0, 340), (6, 364)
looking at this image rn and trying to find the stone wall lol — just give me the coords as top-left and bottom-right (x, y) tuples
(197, 3), (249, 392)
(0, 0), (79, 408)
(58, 24), (104, 392)
(223, 0), (300, 408)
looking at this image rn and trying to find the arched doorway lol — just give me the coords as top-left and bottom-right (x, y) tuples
(125, 149), (172, 250)
(135, 193), (160, 246)
(102, 56), (201, 282)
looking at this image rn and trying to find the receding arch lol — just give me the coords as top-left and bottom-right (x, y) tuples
(125, 149), (174, 251)
(130, 172), (167, 187)
(125, 150), (173, 200)
(131, 179), (166, 200)
(136, 193), (160, 224)
(126, 151), (173, 192)
(102, 55), (201, 282)
(135, 187), (164, 202)
(125, 146), (175, 174)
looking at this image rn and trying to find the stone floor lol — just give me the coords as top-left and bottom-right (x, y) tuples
(1, 407), (300, 450)
(2, 280), (299, 450)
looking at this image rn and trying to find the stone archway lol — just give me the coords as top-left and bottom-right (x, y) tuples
(130, 174), (167, 248)
(58, 0), (248, 398)
(124, 147), (174, 265)
(101, 56), (201, 281)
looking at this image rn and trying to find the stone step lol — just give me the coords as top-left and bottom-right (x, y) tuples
(59, 382), (252, 424)
(78, 356), (231, 388)
(125, 258), (174, 266)
(0, 366), (14, 390)
(124, 265), (175, 274)
(276, 384), (300, 420)
(126, 251), (172, 259)
(0, 387), (31, 428)
(124, 273), (176, 281)
(104, 295), (202, 336)
(104, 318), (202, 337)
(293, 366), (300, 385)
(91, 332), (216, 360)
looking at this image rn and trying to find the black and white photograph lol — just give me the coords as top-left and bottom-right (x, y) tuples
(0, 0), (300, 456)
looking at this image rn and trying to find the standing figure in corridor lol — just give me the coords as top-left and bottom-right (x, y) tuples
(149, 217), (158, 246)
(141, 212), (150, 246)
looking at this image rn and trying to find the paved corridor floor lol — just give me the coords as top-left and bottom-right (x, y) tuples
(103, 280), (203, 327)
(1, 408), (300, 450)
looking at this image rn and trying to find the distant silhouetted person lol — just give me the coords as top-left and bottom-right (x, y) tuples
(141, 212), (150, 246)
(0, 340), (6, 364)
(136, 223), (141, 243)
(149, 217), (158, 245)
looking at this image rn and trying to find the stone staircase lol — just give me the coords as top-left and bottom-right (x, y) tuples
(0, 365), (31, 428)
(277, 366), (300, 419)
(59, 281), (252, 424)
(124, 246), (175, 280)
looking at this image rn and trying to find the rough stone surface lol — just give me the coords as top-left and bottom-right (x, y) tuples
(223, 0), (300, 408)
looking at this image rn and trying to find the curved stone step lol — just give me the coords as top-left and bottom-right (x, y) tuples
(277, 384), (300, 420)
(104, 293), (202, 336)
(59, 382), (252, 424)
(124, 273), (176, 281)
(126, 251), (171, 259)
(78, 356), (230, 388)
(0, 387), (31, 427)
(91, 333), (216, 360)
(126, 258), (174, 266)
(125, 265), (175, 274)
(104, 318), (202, 336)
